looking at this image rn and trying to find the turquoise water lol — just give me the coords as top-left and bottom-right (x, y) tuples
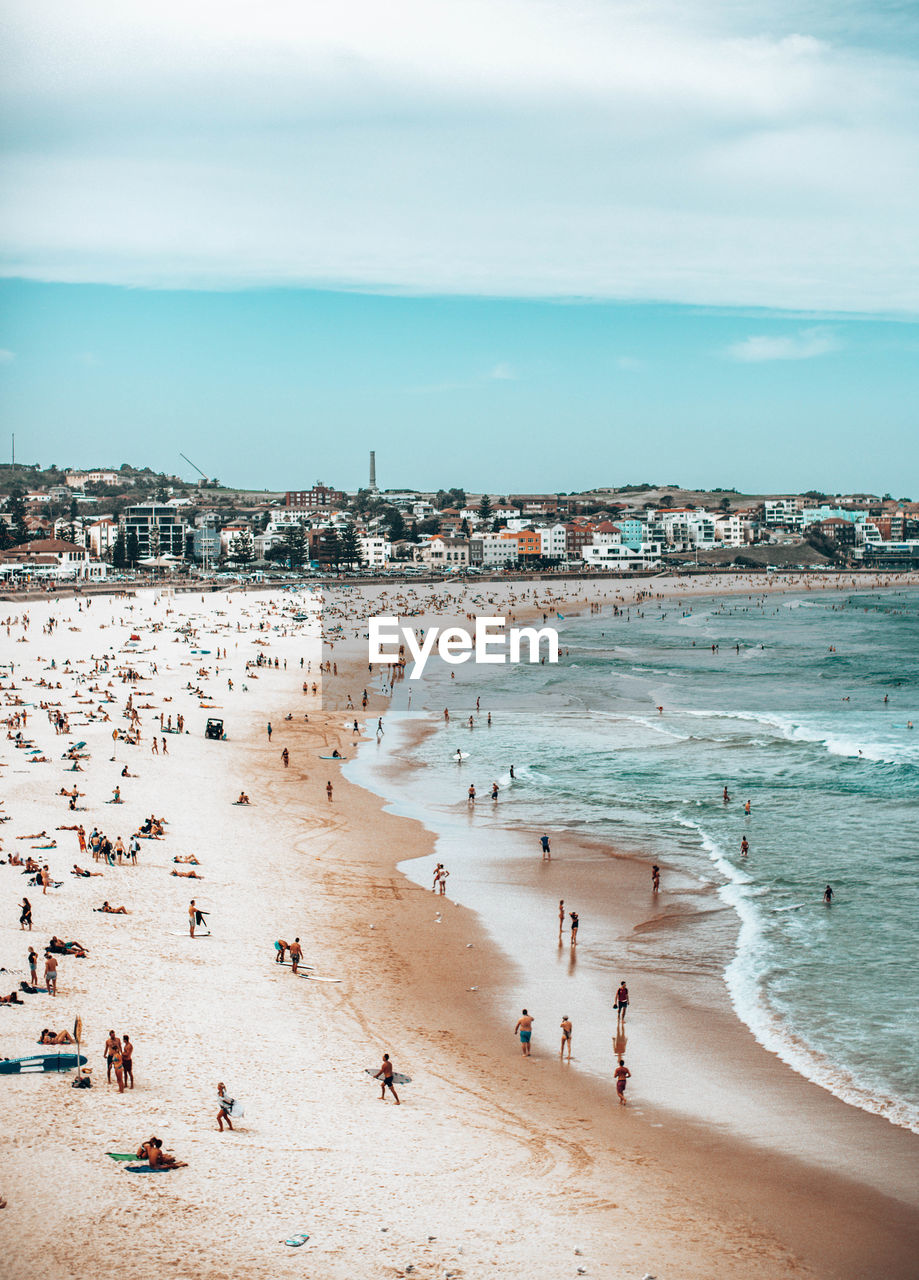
(358, 589), (919, 1131)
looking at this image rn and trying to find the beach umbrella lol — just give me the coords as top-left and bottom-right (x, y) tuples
(73, 1015), (83, 1080)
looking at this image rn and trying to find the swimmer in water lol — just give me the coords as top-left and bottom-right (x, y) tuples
(823, 884), (834, 905)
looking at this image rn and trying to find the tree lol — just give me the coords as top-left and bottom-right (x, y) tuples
(8, 487), (28, 544)
(111, 532), (127, 569)
(460, 517), (470, 536)
(407, 519), (420, 543)
(478, 493), (492, 521)
(283, 520), (308, 569)
(230, 529), (254, 565)
(719, 496), (731, 512)
(383, 506), (405, 542)
(126, 531), (140, 567)
(339, 523), (360, 568)
(658, 494), (675, 508)
(0, 517), (11, 550)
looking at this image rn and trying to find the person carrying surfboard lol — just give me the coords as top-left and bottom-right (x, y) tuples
(374, 1054), (400, 1105)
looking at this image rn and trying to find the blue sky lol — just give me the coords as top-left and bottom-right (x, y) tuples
(1, 0), (918, 495)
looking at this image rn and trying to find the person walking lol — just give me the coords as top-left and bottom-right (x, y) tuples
(217, 1082), (235, 1131)
(374, 1053), (400, 1104)
(615, 980), (629, 1023)
(614, 1058), (631, 1105)
(28, 946), (38, 986)
(514, 1009), (534, 1056)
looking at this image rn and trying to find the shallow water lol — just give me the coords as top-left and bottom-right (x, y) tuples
(352, 588), (919, 1131)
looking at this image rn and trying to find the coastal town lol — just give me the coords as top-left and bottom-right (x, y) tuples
(2, 453), (918, 586)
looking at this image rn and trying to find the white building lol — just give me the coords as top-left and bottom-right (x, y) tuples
(0, 538), (107, 581)
(539, 523), (568, 560)
(358, 535), (390, 569)
(764, 498), (803, 527)
(66, 470), (123, 488)
(472, 533), (519, 567)
(84, 518), (119, 558)
(713, 514), (746, 547)
(582, 542), (662, 571)
(416, 536), (470, 568)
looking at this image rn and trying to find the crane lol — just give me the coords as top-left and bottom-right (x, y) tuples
(180, 453), (212, 487)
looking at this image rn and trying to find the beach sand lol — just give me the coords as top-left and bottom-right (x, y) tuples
(1, 577), (918, 1280)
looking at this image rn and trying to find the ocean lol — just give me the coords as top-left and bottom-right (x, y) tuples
(348, 587), (919, 1133)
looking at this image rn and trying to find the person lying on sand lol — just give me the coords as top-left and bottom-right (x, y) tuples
(39, 1028), (75, 1044)
(72, 865), (102, 878)
(18, 832), (48, 840)
(136, 1137), (187, 1169)
(48, 938), (88, 956)
(173, 855), (200, 865)
(171, 868), (202, 879)
(97, 902), (129, 914)
(0, 990), (24, 1005)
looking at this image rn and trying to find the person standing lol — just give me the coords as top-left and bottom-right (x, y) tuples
(823, 884), (834, 905)
(189, 899), (197, 937)
(651, 865), (660, 892)
(121, 1034), (134, 1089)
(740, 836), (749, 857)
(514, 1009), (534, 1056)
(44, 951), (58, 996)
(558, 899), (565, 934)
(28, 946), (38, 986)
(540, 834), (551, 860)
(289, 937), (303, 975)
(112, 1039), (125, 1093)
(374, 1053), (401, 1104)
(281, 748), (289, 768)
(326, 780), (333, 802)
(569, 911), (579, 945)
(467, 784), (476, 804)
(560, 1016), (573, 1061)
(267, 722), (272, 741)
(104, 1030), (120, 1083)
(614, 1058), (631, 1105)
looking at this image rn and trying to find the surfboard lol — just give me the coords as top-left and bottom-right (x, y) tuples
(300, 974), (341, 983)
(123, 1164), (179, 1173)
(0, 1052), (87, 1075)
(364, 1068), (411, 1085)
(319, 755), (347, 760)
(282, 1232), (310, 1247)
(106, 1152), (137, 1161)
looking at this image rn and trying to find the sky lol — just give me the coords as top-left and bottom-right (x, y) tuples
(1, 0), (918, 496)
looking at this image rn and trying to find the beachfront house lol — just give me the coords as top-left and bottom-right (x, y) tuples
(0, 537), (107, 582)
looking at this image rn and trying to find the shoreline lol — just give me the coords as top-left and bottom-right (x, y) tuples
(1, 582), (917, 1279)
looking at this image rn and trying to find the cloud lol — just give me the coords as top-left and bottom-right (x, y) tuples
(490, 362), (516, 380)
(1, 1), (918, 312)
(0, 349), (15, 363)
(725, 327), (841, 362)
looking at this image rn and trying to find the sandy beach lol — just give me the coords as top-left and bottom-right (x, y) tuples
(2, 575), (918, 1280)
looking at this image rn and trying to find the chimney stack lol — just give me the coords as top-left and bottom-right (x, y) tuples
(369, 450), (377, 491)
